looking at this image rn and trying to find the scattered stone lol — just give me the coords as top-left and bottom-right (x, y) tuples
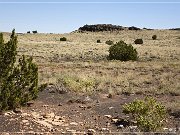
(83, 96), (93, 104)
(101, 128), (109, 131)
(112, 118), (118, 123)
(129, 126), (138, 132)
(42, 113), (51, 119)
(42, 105), (48, 107)
(54, 116), (64, 120)
(35, 120), (53, 128)
(87, 129), (96, 135)
(79, 105), (86, 108)
(22, 120), (29, 123)
(115, 118), (130, 128)
(70, 122), (78, 126)
(104, 115), (112, 119)
(87, 106), (92, 109)
(66, 129), (76, 133)
(117, 125), (124, 128)
(51, 121), (64, 126)
(58, 103), (62, 106)
(108, 107), (114, 110)
(163, 127), (169, 131)
(27, 102), (34, 107)
(107, 93), (113, 98)
(21, 113), (29, 117)
(13, 108), (22, 113)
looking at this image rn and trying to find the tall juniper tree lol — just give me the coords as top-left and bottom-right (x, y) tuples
(0, 29), (39, 110)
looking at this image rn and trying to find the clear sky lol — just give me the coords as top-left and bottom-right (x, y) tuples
(0, 0), (180, 33)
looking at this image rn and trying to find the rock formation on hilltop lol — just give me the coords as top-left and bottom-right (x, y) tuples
(78, 24), (141, 32)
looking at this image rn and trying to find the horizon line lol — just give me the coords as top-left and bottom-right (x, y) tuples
(0, 1), (180, 4)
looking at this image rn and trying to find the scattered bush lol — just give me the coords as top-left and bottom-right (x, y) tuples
(60, 37), (67, 41)
(108, 40), (138, 61)
(97, 40), (101, 43)
(152, 35), (157, 40)
(0, 29), (39, 111)
(27, 31), (30, 34)
(58, 74), (96, 93)
(32, 30), (38, 34)
(105, 40), (113, 45)
(134, 39), (143, 44)
(123, 97), (167, 132)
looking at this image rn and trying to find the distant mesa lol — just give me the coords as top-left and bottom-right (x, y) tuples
(78, 24), (141, 32)
(169, 28), (180, 30)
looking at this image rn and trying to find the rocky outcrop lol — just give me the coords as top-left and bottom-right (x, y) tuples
(169, 28), (180, 30)
(78, 24), (141, 32)
(78, 24), (124, 32)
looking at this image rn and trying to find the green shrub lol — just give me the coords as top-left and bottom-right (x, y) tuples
(105, 40), (113, 45)
(152, 35), (157, 40)
(123, 97), (167, 132)
(97, 39), (101, 43)
(32, 30), (37, 34)
(60, 37), (67, 41)
(108, 40), (138, 61)
(0, 30), (39, 111)
(134, 39), (143, 44)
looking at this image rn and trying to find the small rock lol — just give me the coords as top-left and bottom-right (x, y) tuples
(54, 116), (64, 120)
(52, 121), (64, 126)
(107, 93), (113, 98)
(79, 105), (86, 108)
(27, 102), (34, 107)
(104, 115), (112, 119)
(42, 113), (51, 119)
(163, 127), (169, 131)
(58, 103), (62, 106)
(42, 105), (48, 107)
(13, 108), (22, 113)
(22, 120), (29, 123)
(117, 125), (124, 128)
(49, 90), (56, 93)
(87, 106), (92, 109)
(108, 107), (114, 109)
(66, 129), (76, 133)
(101, 128), (109, 131)
(112, 118), (118, 123)
(87, 129), (96, 135)
(83, 96), (93, 103)
(70, 122), (78, 126)
(129, 126), (138, 132)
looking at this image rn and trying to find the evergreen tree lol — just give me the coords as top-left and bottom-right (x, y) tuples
(0, 29), (39, 110)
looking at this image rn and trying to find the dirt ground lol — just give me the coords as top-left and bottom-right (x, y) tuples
(0, 86), (179, 134)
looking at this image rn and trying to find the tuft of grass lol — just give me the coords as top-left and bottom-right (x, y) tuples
(58, 74), (96, 93)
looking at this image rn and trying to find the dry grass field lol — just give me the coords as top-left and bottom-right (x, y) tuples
(1, 30), (180, 133)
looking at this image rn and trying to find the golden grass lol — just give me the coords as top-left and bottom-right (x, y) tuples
(3, 30), (180, 96)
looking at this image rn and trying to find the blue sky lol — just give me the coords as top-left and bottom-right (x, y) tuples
(0, 0), (180, 33)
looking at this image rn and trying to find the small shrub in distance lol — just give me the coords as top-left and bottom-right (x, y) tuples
(97, 39), (101, 43)
(152, 35), (157, 40)
(60, 37), (67, 41)
(134, 39), (143, 44)
(108, 40), (138, 61)
(27, 31), (30, 34)
(123, 97), (167, 132)
(32, 30), (37, 34)
(105, 40), (113, 45)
